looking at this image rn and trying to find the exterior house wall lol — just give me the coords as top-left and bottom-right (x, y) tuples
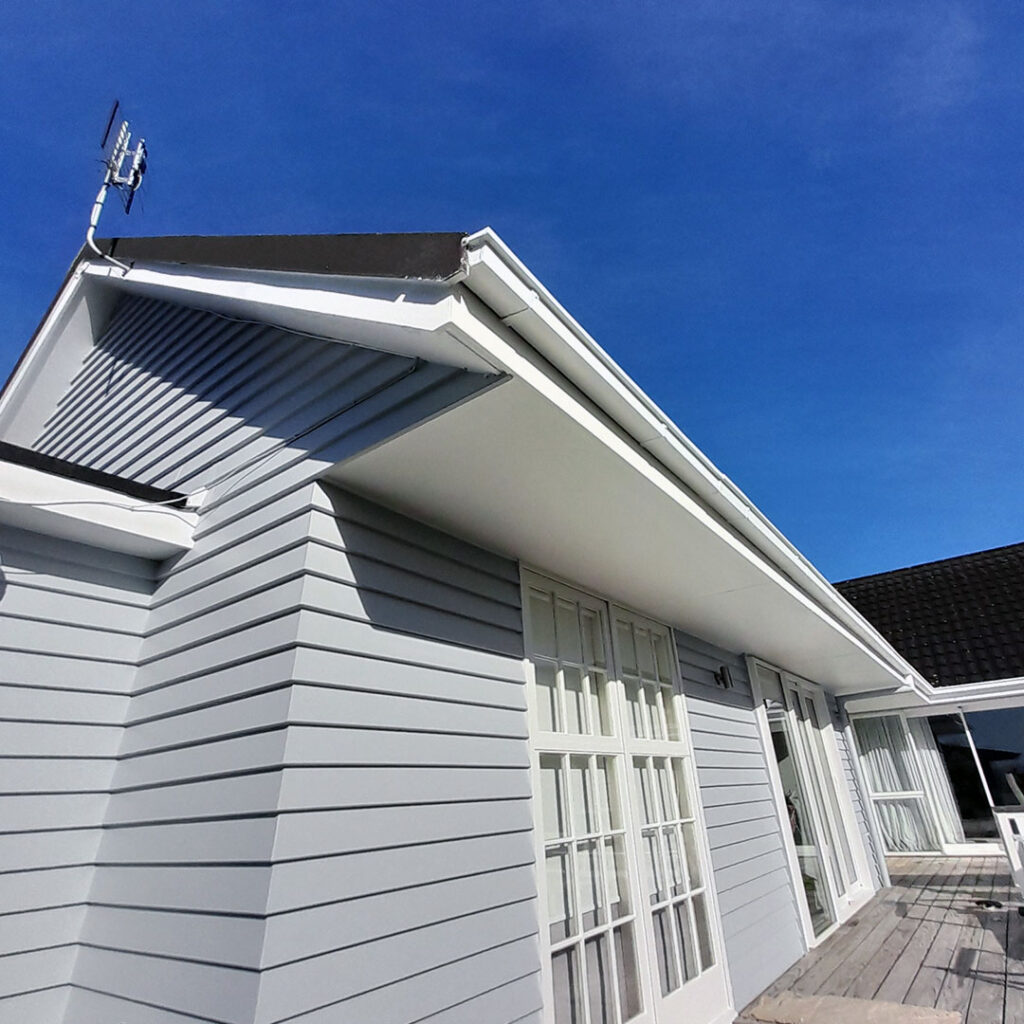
(674, 631), (806, 1010)
(22, 293), (504, 1024)
(253, 484), (540, 1024)
(827, 694), (885, 889)
(0, 524), (154, 1023)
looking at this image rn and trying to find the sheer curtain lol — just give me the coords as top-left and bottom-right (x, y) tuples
(908, 718), (965, 845)
(854, 716), (941, 853)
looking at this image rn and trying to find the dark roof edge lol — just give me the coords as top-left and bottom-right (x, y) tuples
(99, 231), (469, 281)
(0, 441), (188, 508)
(835, 538), (1024, 588)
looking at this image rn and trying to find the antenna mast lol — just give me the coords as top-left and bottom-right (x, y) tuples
(85, 101), (148, 273)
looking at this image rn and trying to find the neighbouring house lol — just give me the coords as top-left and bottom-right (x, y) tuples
(0, 229), (1009, 1024)
(836, 545), (1024, 857)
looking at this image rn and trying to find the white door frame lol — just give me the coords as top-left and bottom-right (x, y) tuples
(747, 657), (875, 949)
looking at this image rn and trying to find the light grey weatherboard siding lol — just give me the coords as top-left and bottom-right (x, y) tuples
(253, 484), (541, 1024)
(16, 293), (514, 1023)
(0, 524), (154, 1012)
(675, 630), (807, 1011)
(827, 692), (885, 889)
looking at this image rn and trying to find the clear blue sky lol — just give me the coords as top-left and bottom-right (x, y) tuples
(2, 2), (1022, 581)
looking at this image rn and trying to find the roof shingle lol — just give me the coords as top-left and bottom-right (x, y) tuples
(835, 542), (1024, 687)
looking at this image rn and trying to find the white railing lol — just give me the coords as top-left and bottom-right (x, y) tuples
(993, 806), (1024, 901)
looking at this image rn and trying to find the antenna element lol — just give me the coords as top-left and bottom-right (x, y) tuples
(85, 101), (148, 273)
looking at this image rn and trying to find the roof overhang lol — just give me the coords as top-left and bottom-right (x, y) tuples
(0, 229), (936, 695)
(0, 456), (196, 559)
(335, 230), (932, 696)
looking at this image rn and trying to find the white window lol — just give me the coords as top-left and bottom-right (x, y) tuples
(524, 572), (730, 1024)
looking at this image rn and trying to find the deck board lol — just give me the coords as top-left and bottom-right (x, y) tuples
(739, 855), (1018, 1024)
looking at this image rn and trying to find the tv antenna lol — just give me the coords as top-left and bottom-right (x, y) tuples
(85, 100), (148, 273)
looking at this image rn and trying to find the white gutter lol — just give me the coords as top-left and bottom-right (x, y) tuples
(463, 228), (930, 694)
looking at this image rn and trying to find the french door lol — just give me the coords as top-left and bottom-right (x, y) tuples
(752, 662), (868, 942)
(524, 572), (731, 1024)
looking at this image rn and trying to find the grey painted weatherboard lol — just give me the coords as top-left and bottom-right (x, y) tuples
(252, 483), (541, 1024)
(827, 692), (885, 889)
(675, 629), (807, 1012)
(0, 524), (153, 1013)
(20, 293), (504, 1024)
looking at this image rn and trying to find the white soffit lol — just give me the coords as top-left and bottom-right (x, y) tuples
(0, 461), (196, 560)
(334, 372), (904, 693)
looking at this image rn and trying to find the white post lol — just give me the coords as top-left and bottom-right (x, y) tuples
(958, 707), (997, 808)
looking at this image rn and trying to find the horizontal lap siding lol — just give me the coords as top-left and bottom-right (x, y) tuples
(0, 525), (152, 1015)
(675, 630), (806, 1010)
(33, 295), (501, 1024)
(254, 485), (541, 1024)
(827, 692), (884, 889)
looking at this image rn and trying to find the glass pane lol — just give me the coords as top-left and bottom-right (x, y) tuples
(675, 900), (699, 981)
(643, 830), (666, 904)
(535, 661), (560, 732)
(552, 945), (583, 1024)
(853, 715), (918, 793)
(655, 759), (673, 822)
(644, 682), (663, 740)
(546, 845), (575, 942)
(595, 757), (618, 830)
(529, 590), (556, 658)
(564, 666), (587, 735)
(570, 755), (595, 835)
(541, 754), (568, 839)
(617, 621), (637, 673)
(586, 933), (615, 1024)
(665, 827), (686, 896)
(634, 760), (656, 825)
(604, 836), (630, 918)
(653, 907), (679, 995)
(557, 599), (583, 663)
(653, 631), (673, 682)
(681, 821), (702, 888)
(589, 672), (612, 736)
(614, 924), (642, 1021)
(692, 892), (715, 970)
(874, 797), (940, 853)
(636, 628), (656, 678)
(578, 840), (605, 930)
(673, 759), (692, 819)
(625, 679), (644, 738)
(581, 609), (606, 667)
(663, 687), (681, 741)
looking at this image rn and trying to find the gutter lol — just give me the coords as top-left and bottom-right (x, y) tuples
(463, 228), (930, 695)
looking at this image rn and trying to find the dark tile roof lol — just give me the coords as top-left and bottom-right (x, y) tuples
(835, 542), (1024, 687)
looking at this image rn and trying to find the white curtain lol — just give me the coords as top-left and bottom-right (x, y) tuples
(854, 716), (941, 853)
(909, 718), (966, 844)
(873, 798), (940, 853)
(854, 716), (914, 793)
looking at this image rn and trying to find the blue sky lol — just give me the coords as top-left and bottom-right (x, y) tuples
(1, 2), (1021, 581)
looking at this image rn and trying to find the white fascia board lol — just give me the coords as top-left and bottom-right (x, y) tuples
(79, 260), (499, 373)
(0, 461), (196, 560)
(847, 676), (1024, 717)
(463, 228), (928, 694)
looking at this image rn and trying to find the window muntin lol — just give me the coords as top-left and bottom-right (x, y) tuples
(526, 574), (719, 1023)
(634, 755), (715, 994)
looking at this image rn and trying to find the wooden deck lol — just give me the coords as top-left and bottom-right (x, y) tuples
(739, 856), (1024, 1023)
